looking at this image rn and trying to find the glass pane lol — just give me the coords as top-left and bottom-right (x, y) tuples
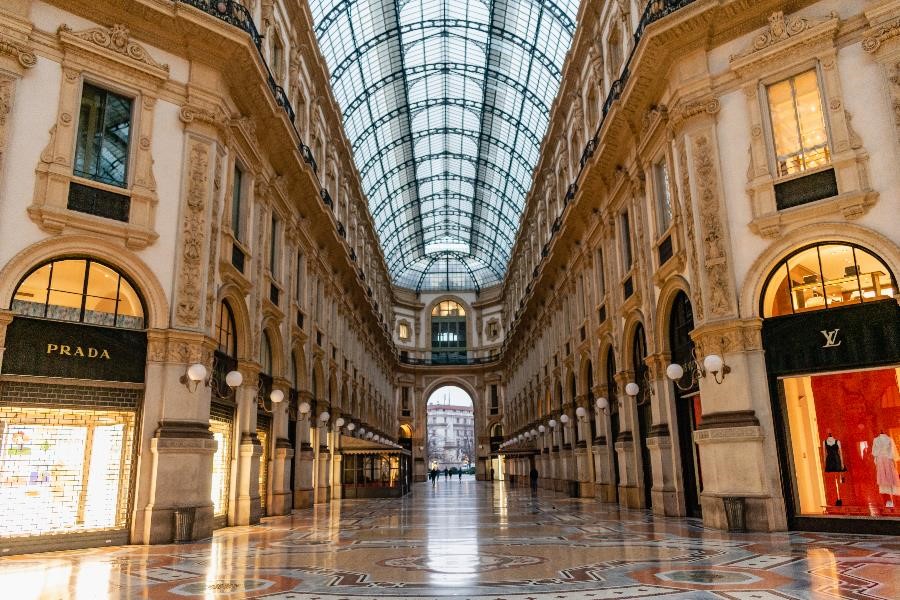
(793, 70), (829, 171)
(854, 247), (896, 302)
(818, 244), (860, 308)
(74, 84), (104, 181)
(98, 90), (132, 187)
(655, 161), (672, 233)
(115, 277), (144, 329)
(785, 247), (825, 312)
(83, 262), (120, 326)
(12, 264), (51, 316)
(49, 259), (87, 294)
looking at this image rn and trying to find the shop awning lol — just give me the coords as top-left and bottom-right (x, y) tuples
(339, 435), (410, 455)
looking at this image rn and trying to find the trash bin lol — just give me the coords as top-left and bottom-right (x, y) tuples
(723, 496), (746, 532)
(173, 507), (196, 543)
(567, 480), (580, 498)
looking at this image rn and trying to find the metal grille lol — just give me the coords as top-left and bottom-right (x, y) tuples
(775, 168), (838, 210)
(67, 182), (130, 222)
(0, 385), (138, 539)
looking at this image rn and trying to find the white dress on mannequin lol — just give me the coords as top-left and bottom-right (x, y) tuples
(872, 433), (900, 496)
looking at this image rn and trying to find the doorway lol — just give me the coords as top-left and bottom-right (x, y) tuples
(426, 386), (475, 477)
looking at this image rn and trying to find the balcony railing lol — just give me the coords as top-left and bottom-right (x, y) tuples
(399, 352), (500, 366)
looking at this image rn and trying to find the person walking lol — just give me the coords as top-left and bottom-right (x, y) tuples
(530, 464), (539, 495)
(490, 467), (495, 481)
(458, 469), (462, 481)
(444, 468), (449, 480)
(431, 467), (438, 487)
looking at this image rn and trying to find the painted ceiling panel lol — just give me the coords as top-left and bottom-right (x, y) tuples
(309, 0), (579, 291)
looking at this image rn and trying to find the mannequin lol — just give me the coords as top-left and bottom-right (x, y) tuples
(822, 433), (846, 506)
(872, 431), (900, 509)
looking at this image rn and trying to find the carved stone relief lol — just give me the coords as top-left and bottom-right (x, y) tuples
(58, 24), (169, 73)
(0, 75), (14, 178)
(174, 139), (211, 328)
(678, 140), (704, 322)
(691, 133), (734, 319)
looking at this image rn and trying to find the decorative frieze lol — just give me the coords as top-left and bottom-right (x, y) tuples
(691, 134), (734, 319)
(729, 10), (839, 74)
(0, 37), (36, 70)
(174, 139), (212, 328)
(58, 24), (169, 76)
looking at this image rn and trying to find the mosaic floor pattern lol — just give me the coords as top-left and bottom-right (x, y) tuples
(1, 479), (898, 599)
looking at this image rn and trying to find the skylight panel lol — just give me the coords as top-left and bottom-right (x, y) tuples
(309, 0), (580, 291)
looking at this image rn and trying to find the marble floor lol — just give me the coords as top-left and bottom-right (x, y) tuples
(1, 480), (899, 599)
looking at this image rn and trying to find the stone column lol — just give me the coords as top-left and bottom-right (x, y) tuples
(293, 390), (315, 508)
(692, 319), (787, 531)
(591, 384), (615, 502)
(644, 354), (677, 516)
(574, 395), (595, 498)
(614, 370), (640, 508)
(134, 332), (217, 543)
(269, 379), (293, 516)
(315, 410), (331, 503)
(233, 365), (262, 525)
(330, 415), (343, 500)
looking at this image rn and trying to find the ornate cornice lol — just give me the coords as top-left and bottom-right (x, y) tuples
(0, 36), (36, 69)
(58, 24), (169, 76)
(730, 10), (838, 62)
(863, 16), (900, 54)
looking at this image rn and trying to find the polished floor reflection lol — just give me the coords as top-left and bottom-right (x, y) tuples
(1, 479), (899, 599)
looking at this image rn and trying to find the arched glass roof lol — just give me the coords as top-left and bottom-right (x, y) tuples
(309, 0), (580, 292)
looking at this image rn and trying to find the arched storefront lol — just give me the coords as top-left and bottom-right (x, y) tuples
(759, 242), (900, 532)
(210, 300), (239, 527)
(667, 291), (702, 518)
(0, 257), (148, 549)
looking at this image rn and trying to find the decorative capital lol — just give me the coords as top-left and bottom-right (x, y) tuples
(862, 16), (900, 54)
(0, 37), (36, 69)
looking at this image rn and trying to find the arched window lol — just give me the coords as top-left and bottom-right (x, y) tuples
(490, 423), (503, 437)
(12, 258), (144, 329)
(431, 300), (465, 317)
(632, 324), (649, 404)
(216, 301), (237, 357)
(761, 242), (896, 318)
(431, 299), (467, 363)
(260, 331), (273, 376)
(669, 291), (696, 375)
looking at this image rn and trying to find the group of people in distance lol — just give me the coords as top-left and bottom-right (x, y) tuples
(429, 467), (464, 485)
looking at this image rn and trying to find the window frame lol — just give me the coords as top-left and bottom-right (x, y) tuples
(619, 209), (633, 273)
(761, 64), (834, 183)
(11, 256), (147, 330)
(652, 156), (673, 237)
(73, 80), (136, 189)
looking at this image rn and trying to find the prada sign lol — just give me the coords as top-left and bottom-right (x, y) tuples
(762, 300), (900, 376)
(3, 317), (147, 382)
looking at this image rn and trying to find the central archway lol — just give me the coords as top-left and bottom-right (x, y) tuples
(426, 385), (475, 476)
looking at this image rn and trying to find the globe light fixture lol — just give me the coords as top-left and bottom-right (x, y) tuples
(625, 382), (640, 397)
(319, 411), (330, 423)
(575, 406), (587, 419)
(335, 417), (345, 428)
(299, 401), (311, 414)
(538, 425), (545, 433)
(347, 422), (356, 432)
(560, 414), (569, 424)
(269, 389), (284, 404)
(549, 419), (557, 428)
(225, 370), (243, 389)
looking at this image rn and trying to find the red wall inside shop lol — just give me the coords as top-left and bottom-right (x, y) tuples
(811, 369), (900, 513)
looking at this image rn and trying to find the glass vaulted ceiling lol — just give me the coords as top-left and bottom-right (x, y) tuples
(309, 0), (580, 292)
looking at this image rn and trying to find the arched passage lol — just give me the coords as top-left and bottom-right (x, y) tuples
(426, 385), (475, 476)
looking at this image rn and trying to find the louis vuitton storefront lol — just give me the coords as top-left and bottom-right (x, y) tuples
(0, 258), (146, 552)
(760, 243), (900, 533)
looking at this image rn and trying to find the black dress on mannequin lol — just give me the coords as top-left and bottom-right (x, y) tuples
(824, 436), (845, 472)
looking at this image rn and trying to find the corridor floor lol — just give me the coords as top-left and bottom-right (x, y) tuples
(1, 481), (898, 599)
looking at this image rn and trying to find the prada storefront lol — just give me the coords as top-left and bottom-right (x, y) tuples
(761, 243), (900, 533)
(0, 258), (146, 551)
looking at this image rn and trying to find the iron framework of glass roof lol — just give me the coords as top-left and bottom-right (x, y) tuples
(309, 0), (580, 292)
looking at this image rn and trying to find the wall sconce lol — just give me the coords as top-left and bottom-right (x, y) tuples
(575, 406), (587, 420)
(538, 424), (546, 434)
(335, 417), (345, 428)
(559, 413), (570, 425)
(347, 422), (356, 433)
(299, 401), (311, 415)
(595, 397), (609, 413)
(224, 370), (243, 389)
(666, 351), (731, 388)
(181, 363), (208, 392)
(319, 411), (330, 423)
(548, 419), (557, 428)
(270, 389), (284, 404)
(524, 431), (531, 440)
(625, 382), (640, 397)
(359, 427), (366, 436)
(530, 428), (537, 438)
(366, 432), (374, 439)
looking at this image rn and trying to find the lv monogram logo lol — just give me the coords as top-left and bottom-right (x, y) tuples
(821, 329), (842, 348)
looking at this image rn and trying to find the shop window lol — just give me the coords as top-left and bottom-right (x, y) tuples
(257, 415), (270, 512)
(0, 404), (136, 538)
(761, 243), (896, 318)
(11, 258), (144, 329)
(209, 403), (234, 519)
(780, 368), (900, 518)
(74, 83), (132, 188)
(766, 70), (830, 178)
